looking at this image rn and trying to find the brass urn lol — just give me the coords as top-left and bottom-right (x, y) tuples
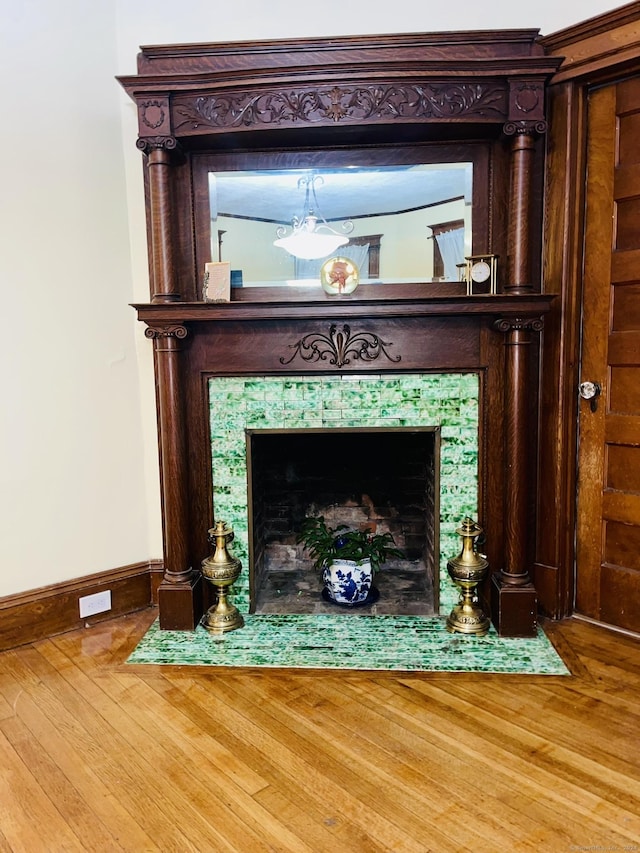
(446, 517), (490, 636)
(201, 520), (245, 634)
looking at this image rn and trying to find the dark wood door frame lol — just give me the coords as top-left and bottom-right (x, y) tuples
(536, 2), (640, 619)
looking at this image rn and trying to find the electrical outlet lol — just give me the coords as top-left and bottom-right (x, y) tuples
(79, 590), (112, 618)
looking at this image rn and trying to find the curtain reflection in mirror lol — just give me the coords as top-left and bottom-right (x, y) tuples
(434, 226), (465, 281)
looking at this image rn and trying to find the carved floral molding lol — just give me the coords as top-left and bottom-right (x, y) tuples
(173, 82), (507, 131)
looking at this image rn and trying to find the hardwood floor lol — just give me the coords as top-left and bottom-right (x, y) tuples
(0, 610), (638, 852)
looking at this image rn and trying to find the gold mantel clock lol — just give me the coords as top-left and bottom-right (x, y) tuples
(463, 254), (498, 295)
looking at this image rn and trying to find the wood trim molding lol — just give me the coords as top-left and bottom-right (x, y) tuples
(535, 2), (640, 618)
(540, 2), (640, 83)
(0, 560), (163, 652)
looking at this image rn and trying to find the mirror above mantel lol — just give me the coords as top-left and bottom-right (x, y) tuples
(208, 161), (473, 288)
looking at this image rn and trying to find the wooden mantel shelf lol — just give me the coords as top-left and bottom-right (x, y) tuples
(133, 293), (555, 325)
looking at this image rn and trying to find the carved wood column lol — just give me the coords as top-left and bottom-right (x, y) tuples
(492, 117), (547, 637)
(137, 137), (181, 303)
(144, 323), (202, 630)
(138, 136), (202, 629)
(505, 129), (536, 293)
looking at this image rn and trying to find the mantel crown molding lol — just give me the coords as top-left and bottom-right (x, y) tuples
(118, 30), (562, 141)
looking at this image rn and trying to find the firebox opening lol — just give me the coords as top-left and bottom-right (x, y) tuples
(247, 427), (440, 615)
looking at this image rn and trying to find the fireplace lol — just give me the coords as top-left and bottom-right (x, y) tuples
(247, 427), (439, 614)
(122, 31), (560, 635)
(208, 372), (480, 616)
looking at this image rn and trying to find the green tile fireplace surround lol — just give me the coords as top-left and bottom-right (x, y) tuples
(128, 371), (569, 674)
(209, 372), (480, 615)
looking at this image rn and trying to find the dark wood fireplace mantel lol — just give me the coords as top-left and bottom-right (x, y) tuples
(133, 293), (554, 324)
(134, 292), (553, 636)
(120, 30), (561, 636)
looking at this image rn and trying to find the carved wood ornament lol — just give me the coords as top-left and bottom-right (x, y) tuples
(173, 82), (509, 132)
(279, 324), (401, 368)
(119, 31), (561, 635)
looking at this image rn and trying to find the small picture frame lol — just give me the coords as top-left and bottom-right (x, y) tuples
(203, 262), (231, 302)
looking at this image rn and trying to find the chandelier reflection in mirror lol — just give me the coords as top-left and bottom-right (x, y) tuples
(273, 174), (354, 260)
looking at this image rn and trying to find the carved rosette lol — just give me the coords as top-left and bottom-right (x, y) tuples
(279, 324), (401, 369)
(512, 83), (541, 112)
(140, 99), (169, 131)
(173, 82), (508, 131)
(493, 317), (544, 333)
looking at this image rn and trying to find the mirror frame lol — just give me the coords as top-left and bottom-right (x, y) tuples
(191, 142), (493, 301)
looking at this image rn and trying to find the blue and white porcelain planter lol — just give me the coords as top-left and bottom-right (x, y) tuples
(322, 558), (373, 606)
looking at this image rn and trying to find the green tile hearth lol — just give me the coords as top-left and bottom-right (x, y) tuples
(127, 615), (570, 675)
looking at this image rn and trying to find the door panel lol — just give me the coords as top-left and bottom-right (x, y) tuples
(576, 77), (640, 632)
(604, 521), (640, 569)
(612, 283), (640, 330)
(606, 445), (640, 492)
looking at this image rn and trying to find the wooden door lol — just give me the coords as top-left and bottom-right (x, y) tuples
(575, 77), (640, 632)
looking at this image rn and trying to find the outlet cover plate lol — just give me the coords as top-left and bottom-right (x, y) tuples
(79, 590), (112, 618)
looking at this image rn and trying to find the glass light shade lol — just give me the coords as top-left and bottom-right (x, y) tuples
(273, 179), (353, 260)
(273, 230), (349, 260)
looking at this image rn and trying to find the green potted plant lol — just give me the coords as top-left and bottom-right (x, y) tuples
(297, 515), (403, 606)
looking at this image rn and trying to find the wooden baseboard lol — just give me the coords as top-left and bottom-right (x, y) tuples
(0, 559), (164, 652)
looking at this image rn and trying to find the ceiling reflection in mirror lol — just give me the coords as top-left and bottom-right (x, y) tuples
(209, 163), (472, 288)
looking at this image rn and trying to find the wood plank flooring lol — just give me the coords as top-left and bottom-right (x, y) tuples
(0, 610), (638, 852)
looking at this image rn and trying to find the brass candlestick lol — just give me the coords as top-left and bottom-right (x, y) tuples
(446, 517), (490, 636)
(201, 521), (245, 634)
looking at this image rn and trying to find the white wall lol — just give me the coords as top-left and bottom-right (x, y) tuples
(0, 1), (152, 596)
(0, 0), (625, 598)
(115, 0), (627, 47)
